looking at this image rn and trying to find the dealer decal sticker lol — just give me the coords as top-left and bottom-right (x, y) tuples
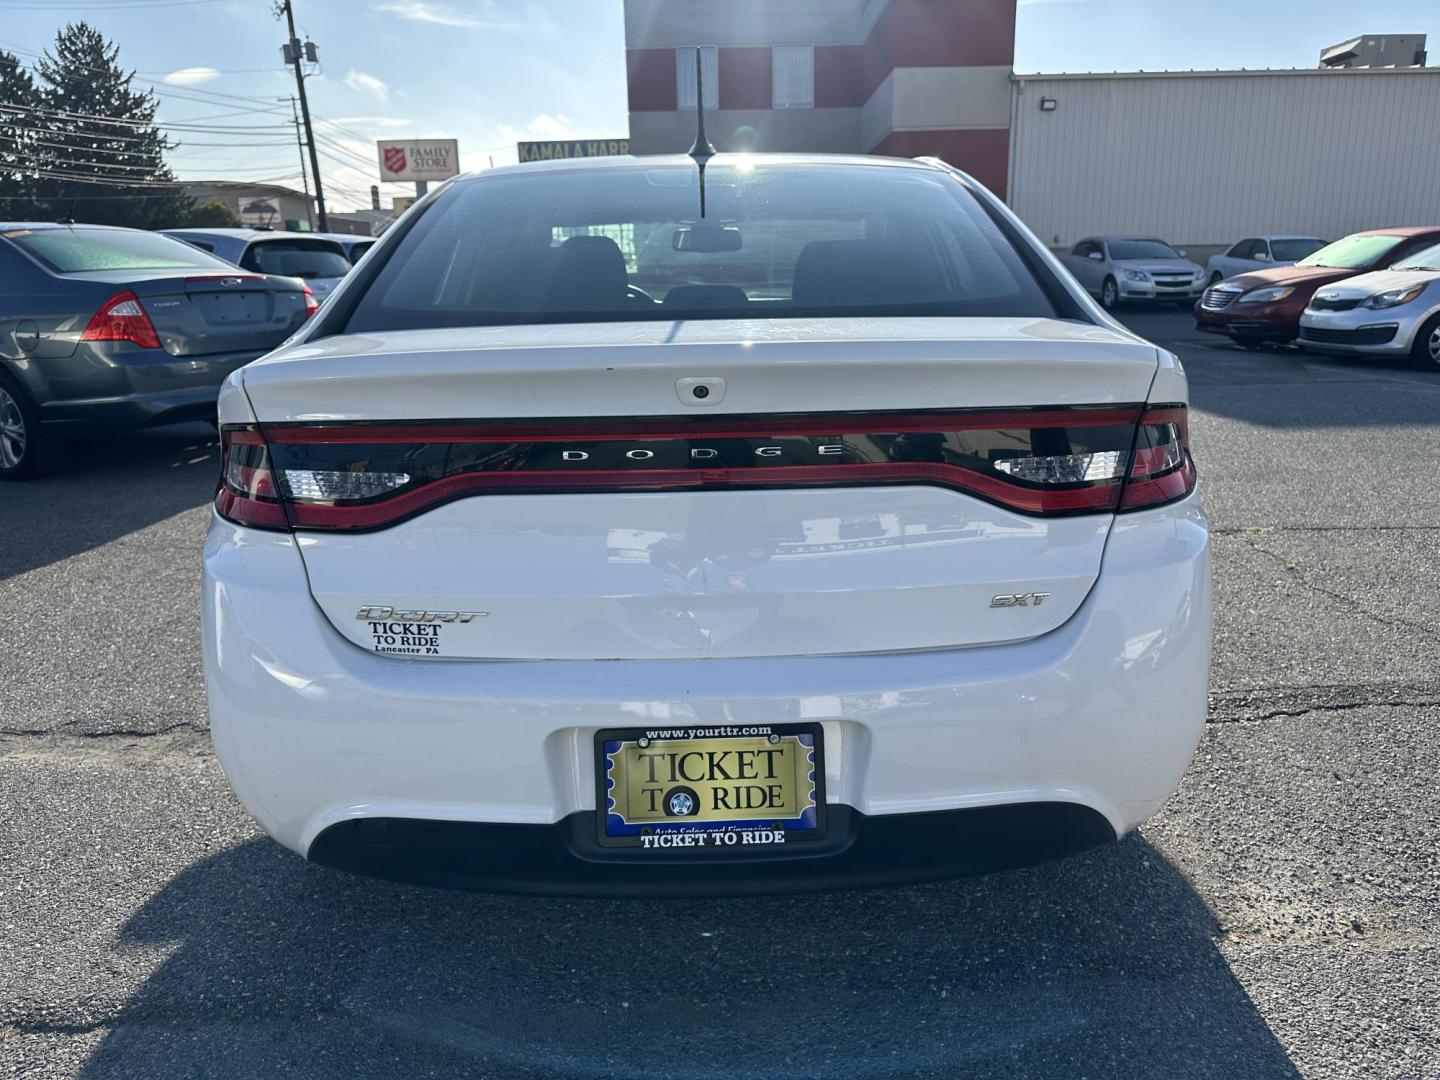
(354, 605), (486, 656)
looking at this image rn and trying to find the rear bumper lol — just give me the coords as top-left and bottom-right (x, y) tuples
(32, 348), (263, 432)
(202, 495), (1212, 895)
(308, 803), (1117, 897)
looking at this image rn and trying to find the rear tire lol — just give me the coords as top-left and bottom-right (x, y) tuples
(0, 373), (45, 480)
(1410, 313), (1440, 371)
(1100, 277), (1119, 310)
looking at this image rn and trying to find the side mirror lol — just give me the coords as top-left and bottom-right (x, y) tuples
(1087, 251), (1104, 261)
(1177, 249), (1187, 258)
(1254, 252), (1271, 262)
(673, 224), (742, 253)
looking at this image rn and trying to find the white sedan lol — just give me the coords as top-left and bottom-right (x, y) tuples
(1299, 241), (1440, 369)
(201, 153), (1211, 895)
(1205, 235), (1326, 284)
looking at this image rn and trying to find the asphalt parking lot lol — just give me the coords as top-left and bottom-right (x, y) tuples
(1, 309), (1437, 1080)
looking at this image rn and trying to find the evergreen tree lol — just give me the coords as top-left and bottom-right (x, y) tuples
(32, 23), (190, 227)
(0, 50), (45, 219)
(184, 200), (241, 227)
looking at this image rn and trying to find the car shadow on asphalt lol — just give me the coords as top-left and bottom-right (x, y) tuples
(0, 423), (217, 582)
(77, 834), (1302, 1079)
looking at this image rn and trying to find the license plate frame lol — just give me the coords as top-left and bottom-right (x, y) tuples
(594, 723), (826, 850)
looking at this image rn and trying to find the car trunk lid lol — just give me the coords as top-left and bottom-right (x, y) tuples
(238, 317), (1166, 660)
(125, 273), (310, 357)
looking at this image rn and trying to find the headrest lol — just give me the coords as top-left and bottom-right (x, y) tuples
(543, 234), (628, 308)
(791, 238), (946, 307)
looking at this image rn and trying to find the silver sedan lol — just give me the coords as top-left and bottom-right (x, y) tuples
(1204, 235), (1325, 285)
(1297, 242), (1440, 370)
(1058, 236), (1207, 310)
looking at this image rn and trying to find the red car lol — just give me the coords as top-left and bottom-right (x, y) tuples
(1195, 227), (1440, 346)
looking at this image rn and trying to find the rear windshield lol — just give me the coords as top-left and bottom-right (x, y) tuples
(1107, 240), (1180, 261)
(4, 227), (230, 273)
(348, 241), (375, 260)
(1269, 238), (1324, 261)
(343, 160), (1056, 331)
(240, 240), (351, 279)
(1298, 234), (1404, 270)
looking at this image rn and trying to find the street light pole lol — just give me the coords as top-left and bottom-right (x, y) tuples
(277, 0), (327, 230)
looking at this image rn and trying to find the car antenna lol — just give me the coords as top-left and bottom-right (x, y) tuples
(686, 46), (716, 219)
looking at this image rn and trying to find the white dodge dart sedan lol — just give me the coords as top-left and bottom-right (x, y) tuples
(202, 153), (1211, 896)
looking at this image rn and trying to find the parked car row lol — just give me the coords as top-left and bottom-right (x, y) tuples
(0, 222), (376, 479)
(1194, 227), (1440, 369)
(1058, 233), (1335, 312)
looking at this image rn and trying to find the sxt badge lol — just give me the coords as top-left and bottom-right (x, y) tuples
(990, 592), (1051, 608)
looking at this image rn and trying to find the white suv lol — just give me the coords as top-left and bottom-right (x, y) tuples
(202, 154), (1211, 895)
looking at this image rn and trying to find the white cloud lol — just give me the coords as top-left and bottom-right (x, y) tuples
(374, 1), (511, 29)
(524, 113), (579, 140)
(343, 69), (390, 104)
(163, 66), (219, 87)
(479, 115), (585, 168)
(332, 116), (414, 128)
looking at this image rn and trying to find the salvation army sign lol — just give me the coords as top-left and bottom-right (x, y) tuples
(376, 139), (460, 182)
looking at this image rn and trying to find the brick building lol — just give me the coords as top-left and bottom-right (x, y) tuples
(623, 0), (1016, 196)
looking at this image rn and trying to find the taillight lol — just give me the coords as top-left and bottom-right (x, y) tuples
(214, 404), (1197, 533)
(302, 285), (319, 319)
(1118, 405), (1195, 510)
(215, 428), (288, 529)
(81, 290), (161, 349)
(213, 408), (1198, 535)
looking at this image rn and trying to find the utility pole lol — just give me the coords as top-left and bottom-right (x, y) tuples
(281, 95), (314, 229)
(276, 0), (327, 230)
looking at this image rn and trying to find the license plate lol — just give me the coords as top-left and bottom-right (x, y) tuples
(595, 723), (825, 849)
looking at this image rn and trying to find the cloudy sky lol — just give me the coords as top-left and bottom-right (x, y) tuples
(2, 0), (1436, 211)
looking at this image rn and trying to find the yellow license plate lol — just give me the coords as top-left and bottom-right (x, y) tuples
(597, 724), (823, 848)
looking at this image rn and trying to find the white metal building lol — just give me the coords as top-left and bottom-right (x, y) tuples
(1008, 67), (1440, 252)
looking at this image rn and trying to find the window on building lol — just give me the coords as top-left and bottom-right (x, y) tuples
(773, 46), (814, 109)
(676, 46), (718, 110)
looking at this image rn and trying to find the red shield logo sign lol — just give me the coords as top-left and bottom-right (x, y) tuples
(382, 146), (407, 175)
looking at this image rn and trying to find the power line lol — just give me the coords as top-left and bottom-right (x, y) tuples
(0, 189), (219, 201)
(27, 167), (302, 188)
(0, 39), (293, 112)
(0, 102), (290, 133)
(0, 122), (292, 151)
(0, 0), (228, 11)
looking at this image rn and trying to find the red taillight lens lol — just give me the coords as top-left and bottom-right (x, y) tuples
(81, 290), (161, 350)
(215, 428), (288, 530)
(1118, 405), (1195, 510)
(217, 405), (1197, 534)
(302, 285), (319, 318)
